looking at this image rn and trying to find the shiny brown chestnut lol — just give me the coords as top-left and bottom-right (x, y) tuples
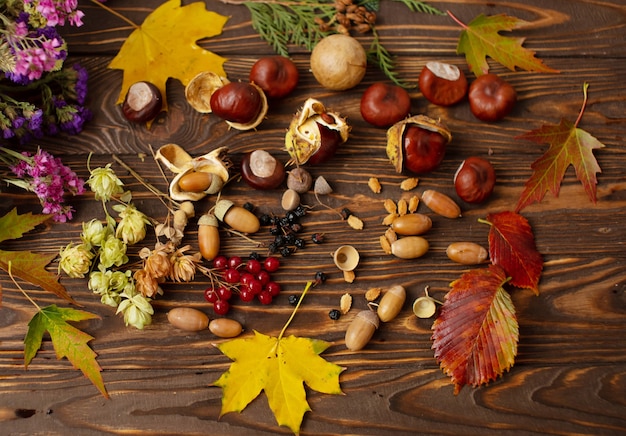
(122, 81), (162, 123)
(240, 149), (286, 190)
(386, 115), (452, 175)
(454, 156), (496, 203)
(468, 74), (517, 122)
(250, 56), (299, 99)
(360, 82), (411, 128)
(419, 61), (468, 106)
(210, 82), (265, 125)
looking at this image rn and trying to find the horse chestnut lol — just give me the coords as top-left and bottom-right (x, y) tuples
(468, 74), (516, 122)
(250, 56), (299, 99)
(285, 98), (350, 165)
(403, 125), (447, 173)
(240, 149), (286, 190)
(210, 82), (268, 130)
(454, 156), (496, 203)
(386, 115), (452, 175)
(360, 82), (411, 127)
(211, 82), (263, 124)
(122, 81), (162, 123)
(418, 61), (467, 106)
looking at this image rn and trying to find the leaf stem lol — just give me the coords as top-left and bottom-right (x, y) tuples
(277, 281), (313, 342)
(446, 10), (467, 29)
(574, 82), (590, 127)
(7, 261), (42, 312)
(88, 0), (139, 29)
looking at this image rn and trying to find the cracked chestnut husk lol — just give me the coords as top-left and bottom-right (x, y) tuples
(386, 115), (452, 174)
(155, 143), (231, 202)
(185, 71), (230, 113)
(285, 98), (350, 165)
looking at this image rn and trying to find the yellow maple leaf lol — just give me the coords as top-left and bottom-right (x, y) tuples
(213, 283), (345, 435)
(108, 0), (228, 112)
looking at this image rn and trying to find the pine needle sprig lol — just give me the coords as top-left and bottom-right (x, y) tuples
(245, 1), (335, 56)
(392, 0), (445, 15)
(367, 26), (411, 88)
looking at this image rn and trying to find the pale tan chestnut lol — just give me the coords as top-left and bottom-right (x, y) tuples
(209, 318), (243, 338)
(421, 189), (461, 218)
(167, 307), (209, 332)
(377, 285), (406, 322)
(390, 213), (432, 236)
(345, 310), (379, 351)
(390, 236), (429, 259)
(446, 242), (488, 265)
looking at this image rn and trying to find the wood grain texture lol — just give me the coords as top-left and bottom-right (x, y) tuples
(1, 0), (626, 434)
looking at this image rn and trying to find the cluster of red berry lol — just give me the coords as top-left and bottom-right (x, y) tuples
(204, 253), (281, 315)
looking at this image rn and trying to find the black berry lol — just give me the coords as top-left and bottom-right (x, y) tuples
(288, 294), (299, 306)
(328, 309), (341, 320)
(311, 233), (325, 244)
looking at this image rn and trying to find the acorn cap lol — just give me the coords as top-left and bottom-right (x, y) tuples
(356, 310), (380, 329)
(214, 199), (234, 222)
(198, 213), (219, 227)
(413, 296), (436, 318)
(333, 245), (360, 271)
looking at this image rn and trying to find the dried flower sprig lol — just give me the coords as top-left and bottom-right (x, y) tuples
(0, 145), (85, 221)
(0, 1), (93, 142)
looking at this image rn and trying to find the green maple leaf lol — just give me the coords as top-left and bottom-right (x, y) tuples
(213, 283), (344, 434)
(24, 305), (108, 398)
(108, 0), (229, 113)
(515, 83), (604, 212)
(448, 10), (558, 76)
(0, 208), (76, 305)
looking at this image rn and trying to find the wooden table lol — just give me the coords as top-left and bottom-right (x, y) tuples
(1, 0), (625, 434)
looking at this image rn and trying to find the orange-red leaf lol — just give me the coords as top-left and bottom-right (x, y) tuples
(24, 305), (107, 398)
(451, 11), (558, 76)
(432, 265), (518, 394)
(515, 119), (604, 212)
(484, 211), (543, 294)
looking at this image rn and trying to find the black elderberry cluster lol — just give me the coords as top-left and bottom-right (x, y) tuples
(260, 205), (309, 257)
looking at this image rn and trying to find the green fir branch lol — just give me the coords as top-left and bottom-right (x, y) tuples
(367, 26), (411, 88)
(392, 0), (445, 15)
(244, 1), (335, 56)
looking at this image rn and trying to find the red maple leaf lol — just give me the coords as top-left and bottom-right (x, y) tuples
(483, 211), (543, 295)
(516, 83), (604, 212)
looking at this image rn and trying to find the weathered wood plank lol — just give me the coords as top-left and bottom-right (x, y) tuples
(1, 0), (626, 434)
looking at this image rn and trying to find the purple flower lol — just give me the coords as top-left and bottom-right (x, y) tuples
(7, 149), (85, 222)
(73, 63), (89, 104)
